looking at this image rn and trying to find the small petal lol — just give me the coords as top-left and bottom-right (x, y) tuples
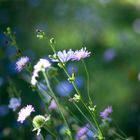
(17, 105), (35, 123)
(16, 56), (29, 72)
(72, 47), (91, 61)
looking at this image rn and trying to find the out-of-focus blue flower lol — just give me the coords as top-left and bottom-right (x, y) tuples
(67, 63), (78, 74)
(87, 130), (96, 140)
(0, 105), (9, 117)
(56, 81), (73, 96)
(5, 46), (17, 57)
(76, 124), (89, 140)
(100, 106), (113, 120)
(103, 48), (116, 63)
(0, 33), (9, 47)
(75, 76), (84, 88)
(8, 98), (21, 111)
(7, 61), (17, 75)
(37, 82), (48, 93)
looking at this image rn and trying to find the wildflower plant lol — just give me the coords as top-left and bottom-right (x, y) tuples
(5, 27), (130, 140)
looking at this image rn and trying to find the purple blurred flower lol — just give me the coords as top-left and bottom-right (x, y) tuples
(49, 99), (57, 110)
(17, 105), (35, 123)
(56, 81), (73, 96)
(16, 56), (29, 72)
(76, 124), (89, 140)
(8, 98), (21, 111)
(51, 49), (74, 63)
(103, 48), (116, 63)
(72, 47), (91, 61)
(100, 106), (113, 120)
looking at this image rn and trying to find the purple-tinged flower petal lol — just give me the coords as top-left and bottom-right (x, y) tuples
(72, 47), (91, 61)
(16, 56), (29, 72)
(100, 106), (113, 119)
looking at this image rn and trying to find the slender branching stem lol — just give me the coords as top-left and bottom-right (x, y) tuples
(42, 71), (73, 140)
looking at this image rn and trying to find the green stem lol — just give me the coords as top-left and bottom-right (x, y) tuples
(62, 66), (104, 139)
(40, 133), (44, 140)
(54, 77), (96, 131)
(42, 71), (73, 140)
(113, 131), (127, 140)
(82, 59), (93, 105)
(44, 126), (57, 139)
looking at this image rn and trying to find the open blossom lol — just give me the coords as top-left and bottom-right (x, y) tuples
(72, 47), (91, 61)
(16, 56), (29, 72)
(8, 98), (21, 111)
(17, 105), (35, 123)
(100, 106), (113, 119)
(51, 49), (74, 63)
(31, 59), (51, 85)
(76, 124), (89, 140)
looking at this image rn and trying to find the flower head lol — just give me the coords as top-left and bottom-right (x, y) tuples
(16, 56), (29, 72)
(76, 124), (89, 140)
(31, 59), (51, 86)
(72, 47), (91, 61)
(8, 98), (21, 111)
(17, 105), (35, 123)
(51, 49), (74, 63)
(32, 115), (51, 135)
(100, 106), (113, 120)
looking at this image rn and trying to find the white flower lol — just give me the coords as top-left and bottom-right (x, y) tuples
(51, 49), (74, 63)
(17, 105), (35, 123)
(16, 56), (29, 72)
(8, 98), (21, 111)
(72, 47), (91, 61)
(31, 59), (51, 86)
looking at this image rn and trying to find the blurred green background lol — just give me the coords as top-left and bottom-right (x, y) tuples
(0, 0), (140, 139)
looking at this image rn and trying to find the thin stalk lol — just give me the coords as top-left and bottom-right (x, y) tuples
(44, 126), (57, 139)
(113, 131), (127, 140)
(40, 133), (44, 140)
(112, 119), (127, 138)
(62, 66), (104, 139)
(82, 59), (93, 105)
(48, 41), (104, 139)
(53, 77), (96, 131)
(42, 71), (73, 140)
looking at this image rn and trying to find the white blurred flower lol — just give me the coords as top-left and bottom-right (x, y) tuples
(31, 59), (51, 85)
(72, 47), (91, 61)
(8, 98), (21, 111)
(51, 49), (74, 63)
(17, 105), (35, 123)
(16, 56), (29, 72)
